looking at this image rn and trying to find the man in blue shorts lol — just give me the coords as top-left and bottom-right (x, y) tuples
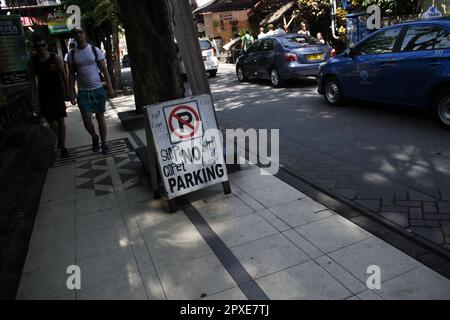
(68, 27), (115, 155)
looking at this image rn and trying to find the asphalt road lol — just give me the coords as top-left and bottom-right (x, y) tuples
(209, 63), (450, 257)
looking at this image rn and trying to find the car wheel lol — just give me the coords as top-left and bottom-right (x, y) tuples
(236, 66), (247, 82)
(208, 70), (217, 78)
(324, 77), (344, 106)
(434, 90), (450, 129)
(270, 68), (285, 88)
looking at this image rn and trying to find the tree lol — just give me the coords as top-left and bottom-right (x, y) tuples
(189, 0), (198, 11)
(117, 0), (185, 113)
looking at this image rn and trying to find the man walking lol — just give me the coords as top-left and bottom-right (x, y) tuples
(241, 30), (254, 52)
(68, 27), (115, 155)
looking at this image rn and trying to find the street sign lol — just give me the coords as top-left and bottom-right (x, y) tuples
(145, 94), (229, 200)
(165, 102), (203, 144)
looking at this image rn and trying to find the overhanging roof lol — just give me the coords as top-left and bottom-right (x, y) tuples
(259, 1), (295, 26)
(194, 0), (258, 14)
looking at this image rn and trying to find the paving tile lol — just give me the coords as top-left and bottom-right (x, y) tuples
(77, 274), (147, 300)
(376, 266), (450, 300)
(132, 243), (156, 274)
(23, 237), (75, 273)
(210, 214), (278, 248)
(76, 207), (125, 234)
(315, 255), (367, 294)
(16, 261), (76, 300)
(328, 237), (422, 283)
(51, 293), (77, 300)
(235, 192), (265, 212)
(257, 209), (291, 232)
(295, 215), (373, 254)
(231, 233), (310, 279)
(232, 173), (285, 192)
(193, 195), (254, 223)
(201, 287), (247, 300)
(158, 254), (236, 300)
(77, 247), (140, 291)
(357, 290), (383, 300)
(143, 222), (214, 270)
(141, 271), (167, 300)
(187, 181), (244, 204)
(132, 201), (185, 229)
(124, 186), (154, 204)
(75, 193), (119, 215)
(409, 227), (445, 244)
(246, 184), (306, 209)
(283, 230), (324, 259)
(40, 180), (76, 208)
(35, 202), (75, 227)
(76, 225), (140, 259)
(30, 210), (75, 246)
(256, 261), (352, 300)
(268, 198), (332, 228)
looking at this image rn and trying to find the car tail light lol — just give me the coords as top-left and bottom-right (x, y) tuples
(331, 49), (337, 57)
(212, 47), (217, 56)
(285, 53), (298, 62)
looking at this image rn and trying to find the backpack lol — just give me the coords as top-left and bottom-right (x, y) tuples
(70, 44), (104, 82)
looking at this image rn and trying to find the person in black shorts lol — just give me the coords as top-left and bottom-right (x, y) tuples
(30, 33), (70, 157)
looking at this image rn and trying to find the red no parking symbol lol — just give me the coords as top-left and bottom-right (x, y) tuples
(167, 104), (203, 143)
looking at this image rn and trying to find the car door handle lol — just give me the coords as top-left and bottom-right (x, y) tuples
(429, 61), (443, 67)
(378, 61), (396, 68)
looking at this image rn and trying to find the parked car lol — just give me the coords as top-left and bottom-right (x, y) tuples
(180, 39), (219, 78)
(122, 54), (130, 68)
(236, 34), (333, 87)
(317, 17), (450, 129)
(222, 37), (243, 64)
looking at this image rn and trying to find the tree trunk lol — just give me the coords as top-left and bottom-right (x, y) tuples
(117, 0), (185, 113)
(111, 21), (122, 90)
(102, 32), (115, 89)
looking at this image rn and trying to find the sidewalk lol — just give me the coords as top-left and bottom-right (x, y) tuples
(16, 96), (450, 300)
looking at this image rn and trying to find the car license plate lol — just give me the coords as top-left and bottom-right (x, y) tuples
(306, 53), (324, 61)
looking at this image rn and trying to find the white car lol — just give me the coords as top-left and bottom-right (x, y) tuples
(180, 39), (219, 78)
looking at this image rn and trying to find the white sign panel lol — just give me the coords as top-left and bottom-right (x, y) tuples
(145, 94), (228, 199)
(421, 6), (443, 19)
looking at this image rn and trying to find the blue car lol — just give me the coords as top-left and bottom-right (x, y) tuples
(317, 17), (450, 129)
(236, 34), (333, 87)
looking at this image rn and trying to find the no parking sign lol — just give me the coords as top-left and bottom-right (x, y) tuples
(165, 102), (203, 144)
(144, 94), (229, 199)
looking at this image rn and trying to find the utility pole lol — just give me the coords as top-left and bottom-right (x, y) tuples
(168, 0), (231, 195)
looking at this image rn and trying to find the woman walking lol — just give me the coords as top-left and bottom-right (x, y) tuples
(30, 33), (70, 157)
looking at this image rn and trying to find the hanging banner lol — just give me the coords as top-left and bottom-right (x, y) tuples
(0, 15), (29, 87)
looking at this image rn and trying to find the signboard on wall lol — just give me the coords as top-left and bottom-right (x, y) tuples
(1, 0), (61, 9)
(0, 15), (29, 87)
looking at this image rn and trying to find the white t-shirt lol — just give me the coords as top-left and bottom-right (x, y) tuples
(258, 32), (266, 39)
(67, 44), (105, 90)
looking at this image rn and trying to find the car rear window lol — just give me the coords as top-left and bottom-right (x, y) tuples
(200, 40), (213, 50)
(280, 36), (321, 48)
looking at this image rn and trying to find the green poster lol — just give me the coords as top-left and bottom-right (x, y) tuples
(0, 15), (29, 87)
